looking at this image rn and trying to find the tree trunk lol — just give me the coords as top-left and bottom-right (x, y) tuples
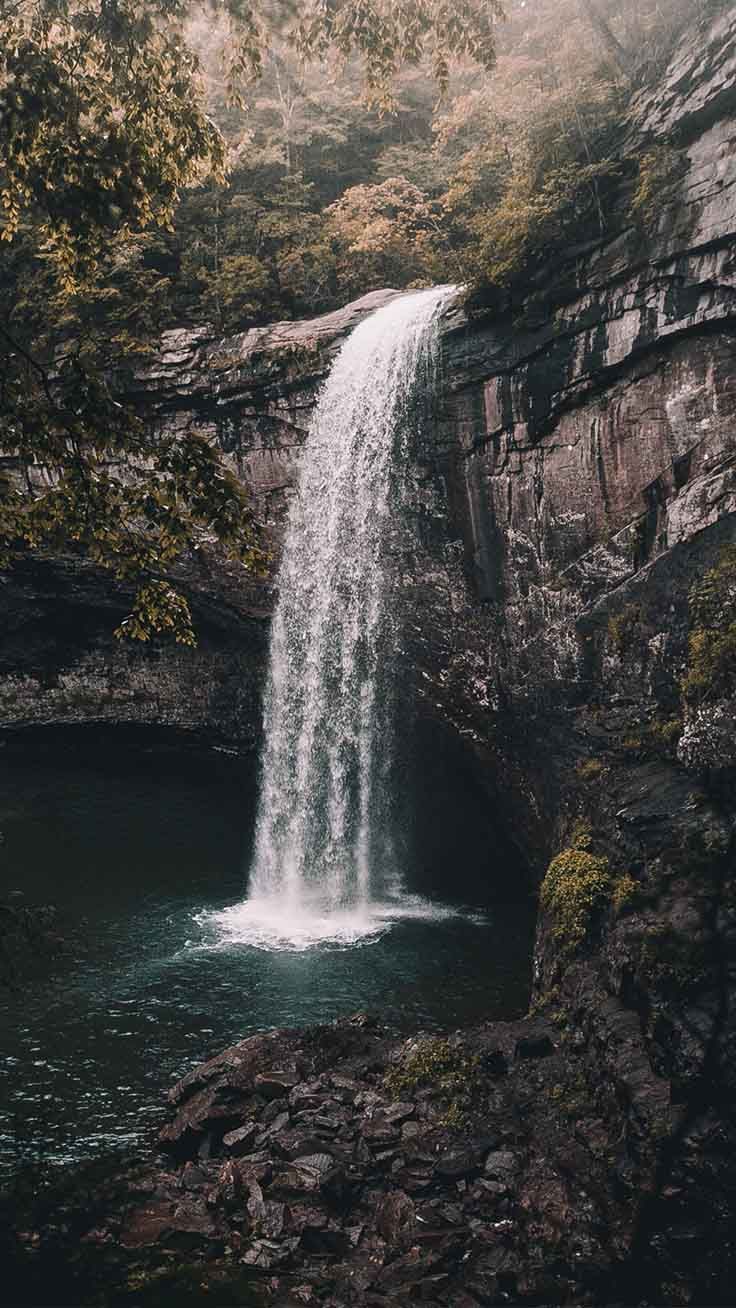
(578, 0), (634, 80)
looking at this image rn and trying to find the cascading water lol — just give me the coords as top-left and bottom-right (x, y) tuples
(206, 285), (456, 949)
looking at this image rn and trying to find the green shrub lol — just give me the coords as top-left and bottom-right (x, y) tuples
(528, 983), (561, 1019)
(546, 1066), (590, 1121)
(441, 75), (627, 295)
(542, 819), (641, 943)
(611, 874), (640, 914)
(648, 716), (683, 756)
(386, 1037), (477, 1096)
(607, 604), (642, 657)
(569, 818), (593, 850)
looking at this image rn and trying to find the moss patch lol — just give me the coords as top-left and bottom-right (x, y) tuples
(569, 819), (593, 850)
(611, 874), (640, 915)
(648, 715), (683, 756)
(545, 1064), (592, 1123)
(607, 603), (643, 657)
(631, 146), (687, 230)
(385, 1038), (482, 1128)
(541, 817), (643, 953)
(540, 841), (612, 955)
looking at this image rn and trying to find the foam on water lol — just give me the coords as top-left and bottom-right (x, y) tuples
(195, 891), (477, 954)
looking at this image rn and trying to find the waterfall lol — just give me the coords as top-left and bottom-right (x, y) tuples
(208, 286), (454, 949)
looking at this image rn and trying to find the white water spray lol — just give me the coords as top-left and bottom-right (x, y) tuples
(205, 287), (455, 949)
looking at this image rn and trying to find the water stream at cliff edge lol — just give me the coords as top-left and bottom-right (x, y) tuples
(199, 286), (459, 950)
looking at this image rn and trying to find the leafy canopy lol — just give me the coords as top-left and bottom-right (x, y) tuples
(2, 0), (504, 275)
(1, 0), (227, 288)
(291, 0), (502, 106)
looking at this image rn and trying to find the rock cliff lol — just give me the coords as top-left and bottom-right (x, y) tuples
(406, 12), (736, 1300)
(3, 9), (736, 1306)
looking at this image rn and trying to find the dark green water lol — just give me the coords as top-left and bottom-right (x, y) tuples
(0, 737), (534, 1179)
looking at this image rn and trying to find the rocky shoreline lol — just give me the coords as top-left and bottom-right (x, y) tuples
(0, 1012), (650, 1307)
(4, 986), (732, 1308)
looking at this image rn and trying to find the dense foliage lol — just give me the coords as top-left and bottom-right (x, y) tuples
(0, 0), (723, 638)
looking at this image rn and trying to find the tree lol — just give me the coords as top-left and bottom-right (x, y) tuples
(290, 0), (503, 107)
(327, 175), (444, 295)
(432, 19), (628, 293)
(0, 0), (505, 642)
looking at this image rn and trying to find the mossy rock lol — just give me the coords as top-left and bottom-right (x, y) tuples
(541, 846), (612, 954)
(385, 1037), (482, 1128)
(607, 603), (643, 658)
(611, 874), (640, 915)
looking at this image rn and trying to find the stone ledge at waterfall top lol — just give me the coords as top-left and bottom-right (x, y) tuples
(134, 289), (406, 407)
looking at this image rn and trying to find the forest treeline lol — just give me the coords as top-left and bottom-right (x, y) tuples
(171, 0), (711, 329)
(3, 0), (721, 340)
(0, 0), (725, 642)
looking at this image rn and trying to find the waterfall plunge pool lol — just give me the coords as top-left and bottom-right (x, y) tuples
(0, 732), (534, 1178)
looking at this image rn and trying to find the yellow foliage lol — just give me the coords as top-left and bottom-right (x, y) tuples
(570, 819), (593, 850)
(115, 581), (196, 648)
(385, 1037), (481, 1128)
(326, 177), (443, 296)
(649, 716), (683, 755)
(540, 845), (612, 954)
(631, 147), (686, 231)
(607, 604), (642, 656)
(612, 874), (639, 914)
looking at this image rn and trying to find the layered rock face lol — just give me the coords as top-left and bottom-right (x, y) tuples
(408, 10), (736, 1302)
(421, 9), (736, 854)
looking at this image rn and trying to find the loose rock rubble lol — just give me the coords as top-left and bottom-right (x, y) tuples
(6, 970), (736, 1308)
(7, 1012), (647, 1307)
